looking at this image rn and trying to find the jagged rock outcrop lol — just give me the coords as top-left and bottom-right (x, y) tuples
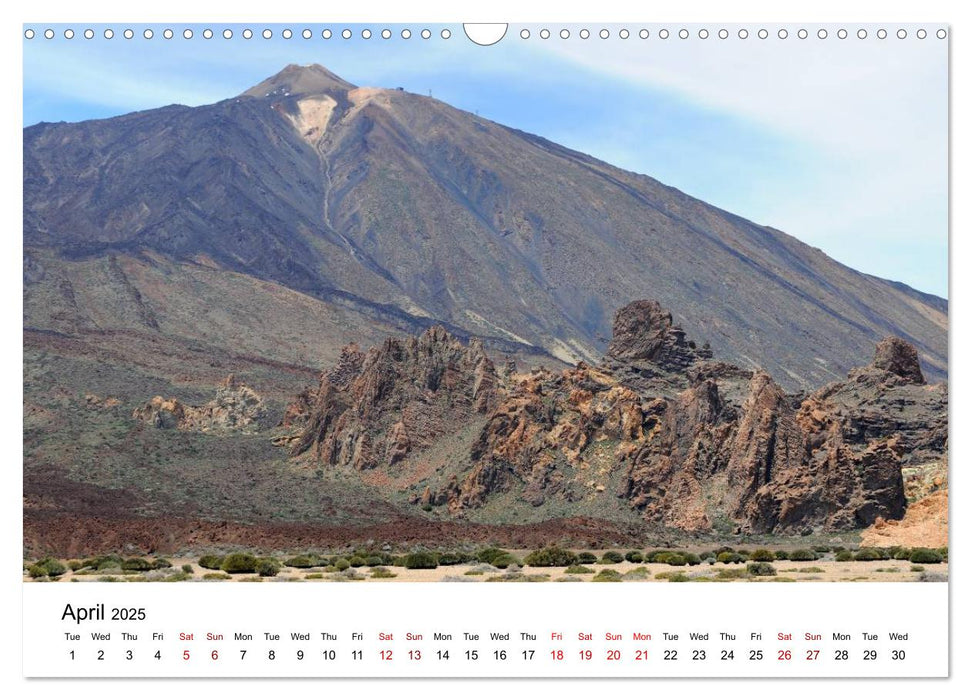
(133, 374), (266, 433)
(873, 336), (925, 384)
(286, 326), (499, 469)
(797, 337), (947, 463)
(602, 301), (713, 395)
(607, 300), (713, 369)
(280, 344), (364, 430)
(285, 301), (946, 534)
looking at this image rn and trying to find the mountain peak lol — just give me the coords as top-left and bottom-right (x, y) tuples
(241, 64), (357, 99)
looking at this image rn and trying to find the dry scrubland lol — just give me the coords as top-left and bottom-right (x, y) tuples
(25, 545), (947, 583)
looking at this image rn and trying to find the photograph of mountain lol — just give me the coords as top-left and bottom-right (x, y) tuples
(23, 29), (948, 582)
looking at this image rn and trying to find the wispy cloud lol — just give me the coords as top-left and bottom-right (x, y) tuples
(529, 25), (948, 294)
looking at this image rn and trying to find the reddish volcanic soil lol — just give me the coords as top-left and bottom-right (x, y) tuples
(24, 462), (651, 558)
(23, 514), (648, 559)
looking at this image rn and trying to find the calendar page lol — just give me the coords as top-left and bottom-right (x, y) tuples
(17, 0), (956, 691)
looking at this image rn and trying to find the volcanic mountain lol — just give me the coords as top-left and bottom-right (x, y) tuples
(24, 63), (947, 389)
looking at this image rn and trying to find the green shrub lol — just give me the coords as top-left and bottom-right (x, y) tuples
(474, 547), (509, 565)
(181, 564), (194, 574)
(202, 572), (231, 581)
(28, 564), (48, 579)
(524, 546), (578, 567)
(257, 559), (281, 577)
(284, 555), (315, 568)
(67, 560), (83, 571)
(624, 551), (644, 563)
(366, 555), (384, 567)
(578, 551), (598, 565)
(716, 551), (744, 565)
(85, 554), (122, 571)
(788, 549), (818, 562)
(370, 567), (397, 579)
(774, 550), (790, 561)
(680, 552), (702, 566)
(403, 552), (438, 569)
(333, 558), (352, 571)
(198, 554), (224, 570)
(835, 551), (853, 562)
(305, 573), (324, 580)
(747, 562), (777, 577)
(853, 548), (883, 562)
(715, 568), (750, 580)
(221, 553), (259, 574)
(698, 551), (714, 561)
(892, 548), (912, 561)
(938, 547), (948, 561)
(436, 552), (470, 565)
(564, 565), (595, 575)
(600, 551), (624, 564)
(152, 558), (172, 570)
(623, 566), (652, 580)
(665, 554), (687, 567)
(491, 554), (520, 569)
(751, 549), (775, 562)
(812, 545), (831, 553)
(910, 565), (925, 572)
(121, 558), (153, 571)
(654, 571), (682, 580)
(37, 558), (67, 577)
(655, 571), (690, 582)
(909, 548), (944, 564)
(348, 556), (367, 568)
(592, 568), (623, 582)
(649, 551), (675, 564)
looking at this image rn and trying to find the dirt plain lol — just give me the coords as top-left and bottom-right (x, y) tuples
(26, 555), (946, 584)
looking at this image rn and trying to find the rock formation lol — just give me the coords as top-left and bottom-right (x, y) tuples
(133, 374), (266, 433)
(285, 300), (947, 535)
(861, 458), (948, 548)
(286, 326), (499, 469)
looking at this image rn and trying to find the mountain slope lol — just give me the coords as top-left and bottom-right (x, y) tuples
(23, 64), (947, 388)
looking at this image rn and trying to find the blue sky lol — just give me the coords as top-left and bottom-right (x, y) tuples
(23, 23), (949, 297)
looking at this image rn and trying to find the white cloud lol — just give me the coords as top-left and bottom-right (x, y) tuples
(530, 25), (948, 295)
(533, 25), (946, 156)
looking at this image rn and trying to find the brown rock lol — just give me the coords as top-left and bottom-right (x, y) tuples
(873, 336), (925, 384)
(289, 326), (500, 470)
(606, 300), (712, 373)
(133, 375), (265, 433)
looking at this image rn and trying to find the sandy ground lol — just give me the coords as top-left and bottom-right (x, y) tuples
(28, 556), (948, 583)
(861, 490), (948, 549)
